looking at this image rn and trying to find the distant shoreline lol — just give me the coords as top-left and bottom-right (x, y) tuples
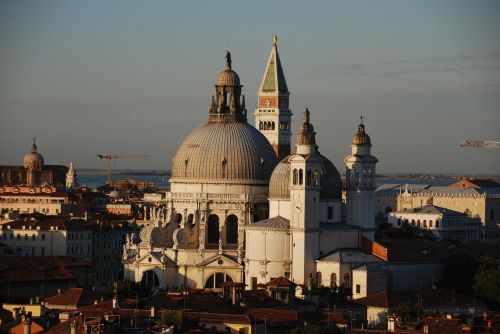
(76, 169), (498, 180)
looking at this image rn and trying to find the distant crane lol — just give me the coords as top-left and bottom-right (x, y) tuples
(459, 140), (500, 149)
(97, 154), (149, 184)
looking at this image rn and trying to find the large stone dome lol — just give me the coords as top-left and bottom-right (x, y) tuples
(171, 122), (278, 184)
(269, 154), (342, 200)
(171, 51), (278, 185)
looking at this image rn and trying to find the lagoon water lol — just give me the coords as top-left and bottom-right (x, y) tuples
(78, 174), (455, 190)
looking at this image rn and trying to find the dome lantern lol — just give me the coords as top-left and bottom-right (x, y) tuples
(209, 51), (246, 123)
(295, 108), (317, 155)
(352, 115), (372, 146)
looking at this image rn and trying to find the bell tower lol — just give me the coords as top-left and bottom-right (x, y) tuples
(344, 116), (378, 240)
(289, 108), (321, 287)
(255, 35), (292, 161)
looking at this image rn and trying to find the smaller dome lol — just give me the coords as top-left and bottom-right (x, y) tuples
(23, 140), (44, 166)
(216, 68), (240, 86)
(352, 121), (371, 146)
(269, 154), (342, 200)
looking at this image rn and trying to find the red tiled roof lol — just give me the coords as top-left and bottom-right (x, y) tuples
(150, 290), (239, 314)
(356, 291), (389, 308)
(266, 276), (295, 287)
(44, 288), (108, 308)
(44, 316), (85, 334)
(356, 289), (485, 309)
(196, 312), (251, 325)
(377, 238), (452, 263)
(9, 321), (44, 334)
(247, 308), (298, 324)
(302, 311), (347, 326)
(0, 256), (91, 283)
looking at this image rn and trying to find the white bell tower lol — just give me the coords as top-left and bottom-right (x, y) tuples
(344, 116), (378, 240)
(255, 35), (292, 161)
(289, 108), (321, 287)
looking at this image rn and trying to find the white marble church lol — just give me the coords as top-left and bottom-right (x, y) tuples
(123, 37), (378, 292)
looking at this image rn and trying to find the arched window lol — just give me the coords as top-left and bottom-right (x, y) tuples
(306, 169), (312, 186)
(316, 272), (322, 288)
(312, 169), (318, 186)
(293, 169), (298, 185)
(226, 214), (238, 244)
(175, 213), (182, 227)
(344, 273), (350, 287)
(429, 220), (433, 227)
(141, 269), (160, 288)
(207, 214), (220, 244)
(187, 213), (194, 228)
(491, 209), (495, 220)
(204, 272), (233, 289)
(330, 273), (337, 287)
(299, 169), (303, 185)
(435, 219), (440, 228)
(271, 121), (275, 130)
(397, 218), (401, 226)
(423, 220), (427, 228)
(259, 121), (263, 130)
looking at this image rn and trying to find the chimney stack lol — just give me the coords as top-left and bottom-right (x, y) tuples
(23, 317), (32, 334)
(70, 321), (77, 334)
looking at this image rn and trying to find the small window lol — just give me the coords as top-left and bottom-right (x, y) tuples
(316, 272), (322, 287)
(41, 234), (45, 241)
(299, 169), (303, 185)
(327, 207), (333, 220)
(356, 284), (361, 294)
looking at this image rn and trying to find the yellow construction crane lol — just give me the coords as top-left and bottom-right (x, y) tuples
(97, 154), (149, 184)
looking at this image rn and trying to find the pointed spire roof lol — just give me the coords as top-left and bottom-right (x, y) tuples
(258, 35), (289, 93)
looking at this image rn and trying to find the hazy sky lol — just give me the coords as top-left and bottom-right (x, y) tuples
(1, 1), (499, 174)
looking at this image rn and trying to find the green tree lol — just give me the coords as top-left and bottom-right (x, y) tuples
(473, 257), (500, 307)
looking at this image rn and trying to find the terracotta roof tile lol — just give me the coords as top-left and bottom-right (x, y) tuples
(44, 315), (85, 334)
(266, 276), (295, 287)
(44, 288), (108, 308)
(9, 320), (44, 334)
(0, 256), (91, 283)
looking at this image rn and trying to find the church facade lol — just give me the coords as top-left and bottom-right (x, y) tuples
(123, 38), (378, 291)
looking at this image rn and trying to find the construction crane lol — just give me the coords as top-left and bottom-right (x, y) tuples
(459, 140), (500, 149)
(97, 154), (149, 184)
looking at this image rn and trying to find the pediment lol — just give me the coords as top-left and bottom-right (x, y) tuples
(198, 254), (242, 268)
(136, 251), (175, 266)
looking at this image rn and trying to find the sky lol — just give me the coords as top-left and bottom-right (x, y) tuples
(0, 0), (499, 174)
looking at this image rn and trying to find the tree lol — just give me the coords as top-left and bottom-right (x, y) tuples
(473, 256), (500, 307)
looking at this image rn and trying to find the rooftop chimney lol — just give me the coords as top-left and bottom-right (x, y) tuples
(23, 317), (32, 334)
(70, 321), (77, 334)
